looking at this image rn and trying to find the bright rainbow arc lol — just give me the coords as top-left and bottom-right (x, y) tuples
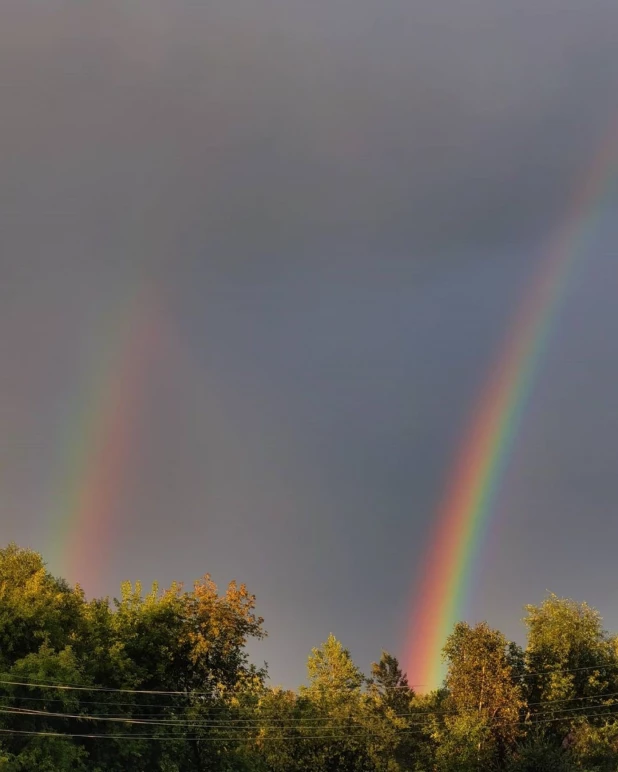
(407, 125), (618, 691)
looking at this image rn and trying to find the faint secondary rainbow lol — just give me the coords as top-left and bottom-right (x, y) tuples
(48, 284), (160, 594)
(407, 125), (618, 691)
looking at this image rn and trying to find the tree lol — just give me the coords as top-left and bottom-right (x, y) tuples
(564, 719), (618, 772)
(0, 644), (90, 771)
(523, 594), (617, 730)
(304, 634), (364, 698)
(409, 688), (449, 771)
(439, 621), (524, 768)
(299, 635), (373, 771)
(504, 729), (576, 772)
(255, 688), (311, 772)
(433, 712), (495, 772)
(10, 539), (618, 771)
(0, 544), (268, 772)
(369, 652), (413, 714)
(367, 652), (418, 770)
(85, 576), (267, 772)
(0, 544), (82, 667)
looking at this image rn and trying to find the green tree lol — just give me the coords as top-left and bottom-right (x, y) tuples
(255, 688), (312, 772)
(368, 652), (418, 770)
(299, 634), (374, 771)
(0, 544), (82, 667)
(504, 729), (576, 772)
(82, 576), (267, 772)
(439, 621), (524, 769)
(304, 634), (364, 698)
(523, 594), (617, 731)
(369, 652), (413, 714)
(559, 717), (618, 771)
(433, 712), (496, 772)
(0, 544), (267, 772)
(410, 688), (449, 771)
(0, 644), (89, 771)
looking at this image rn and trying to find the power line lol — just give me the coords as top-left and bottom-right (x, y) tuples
(0, 706), (617, 742)
(0, 678), (210, 697)
(520, 662), (618, 679)
(0, 673), (416, 695)
(0, 716), (431, 741)
(2, 684), (618, 726)
(2, 695), (618, 733)
(13, 661), (616, 698)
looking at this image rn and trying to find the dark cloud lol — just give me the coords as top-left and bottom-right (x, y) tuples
(1, 0), (618, 686)
(2, 0), (617, 281)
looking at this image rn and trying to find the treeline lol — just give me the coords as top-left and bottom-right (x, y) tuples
(0, 545), (618, 770)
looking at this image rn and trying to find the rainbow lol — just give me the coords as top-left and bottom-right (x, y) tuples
(48, 284), (160, 594)
(406, 126), (618, 691)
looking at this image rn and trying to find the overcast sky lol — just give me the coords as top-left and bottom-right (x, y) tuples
(2, 0), (618, 688)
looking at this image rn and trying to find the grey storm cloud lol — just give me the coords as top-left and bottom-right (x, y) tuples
(2, 0), (618, 687)
(2, 0), (617, 284)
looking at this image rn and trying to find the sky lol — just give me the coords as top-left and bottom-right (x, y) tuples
(1, 0), (618, 688)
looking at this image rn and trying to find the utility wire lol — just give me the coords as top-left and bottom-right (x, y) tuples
(5, 657), (617, 696)
(2, 686), (618, 726)
(0, 706), (617, 742)
(1, 697), (618, 732)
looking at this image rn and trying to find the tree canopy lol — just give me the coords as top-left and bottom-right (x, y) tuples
(0, 543), (616, 771)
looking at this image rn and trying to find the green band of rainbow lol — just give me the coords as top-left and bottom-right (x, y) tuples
(406, 122), (618, 691)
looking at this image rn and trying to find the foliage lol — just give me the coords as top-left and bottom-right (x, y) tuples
(432, 711), (496, 772)
(441, 621), (524, 764)
(0, 544), (266, 771)
(2, 544), (618, 770)
(523, 593), (618, 744)
(504, 730), (576, 772)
